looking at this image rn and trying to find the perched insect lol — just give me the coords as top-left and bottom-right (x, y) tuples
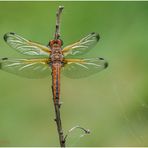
(0, 8), (108, 104)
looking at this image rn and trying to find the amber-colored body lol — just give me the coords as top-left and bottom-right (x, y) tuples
(49, 39), (63, 103)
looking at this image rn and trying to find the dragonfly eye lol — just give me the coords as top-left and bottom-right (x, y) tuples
(49, 39), (63, 47)
(58, 39), (63, 46)
(49, 40), (54, 47)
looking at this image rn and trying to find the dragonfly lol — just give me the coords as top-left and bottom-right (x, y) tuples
(0, 8), (108, 104)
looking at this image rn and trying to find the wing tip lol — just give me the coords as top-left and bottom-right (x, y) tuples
(0, 57), (8, 69)
(3, 33), (8, 42)
(104, 61), (108, 68)
(91, 32), (100, 41)
(99, 57), (108, 69)
(2, 57), (8, 60)
(4, 32), (15, 42)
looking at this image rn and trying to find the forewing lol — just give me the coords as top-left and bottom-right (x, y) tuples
(4, 32), (51, 57)
(62, 57), (108, 79)
(62, 32), (100, 57)
(0, 58), (51, 78)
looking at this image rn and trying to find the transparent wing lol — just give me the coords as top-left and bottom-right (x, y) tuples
(4, 32), (51, 57)
(62, 57), (108, 79)
(62, 32), (100, 57)
(0, 57), (51, 78)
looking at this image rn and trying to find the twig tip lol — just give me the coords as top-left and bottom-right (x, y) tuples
(59, 6), (64, 9)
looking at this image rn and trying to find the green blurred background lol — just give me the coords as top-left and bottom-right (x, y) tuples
(0, 1), (148, 147)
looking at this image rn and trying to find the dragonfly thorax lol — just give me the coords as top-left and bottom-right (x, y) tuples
(50, 48), (63, 62)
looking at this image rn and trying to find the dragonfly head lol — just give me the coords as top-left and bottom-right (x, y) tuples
(49, 39), (63, 48)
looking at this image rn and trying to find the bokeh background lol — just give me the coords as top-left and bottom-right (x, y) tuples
(0, 1), (148, 147)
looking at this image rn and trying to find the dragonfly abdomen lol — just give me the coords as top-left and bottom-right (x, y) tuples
(52, 62), (61, 104)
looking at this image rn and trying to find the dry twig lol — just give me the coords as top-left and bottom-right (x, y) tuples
(52, 6), (65, 147)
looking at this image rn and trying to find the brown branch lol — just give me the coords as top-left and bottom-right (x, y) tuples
(52, 6), (65, 147)
(54, 6), (64, 40)
(52, 86), (65, 147)
(51, 6), (91, 147)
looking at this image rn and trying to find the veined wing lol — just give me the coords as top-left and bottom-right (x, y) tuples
(62, 58), (108, 79)
(0, 57), (51, 78)
(62, 32), (100, 57)
(4, 32), (51, 57)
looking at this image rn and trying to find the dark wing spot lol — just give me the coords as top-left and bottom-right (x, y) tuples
(3, 32), (15, 42)
(96, 33), (100, 41)
(99, 57), (104, 60)
(98, 57), (108, 68)
(104, 62), (108, 68)
(0, 58), (8, 69)
(91, 32), (95, 35)
(91, 32), (100, 41)
(3, 33), (8, 42)
(9, 32), (15, 35)
(2, 57), (8, 60)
